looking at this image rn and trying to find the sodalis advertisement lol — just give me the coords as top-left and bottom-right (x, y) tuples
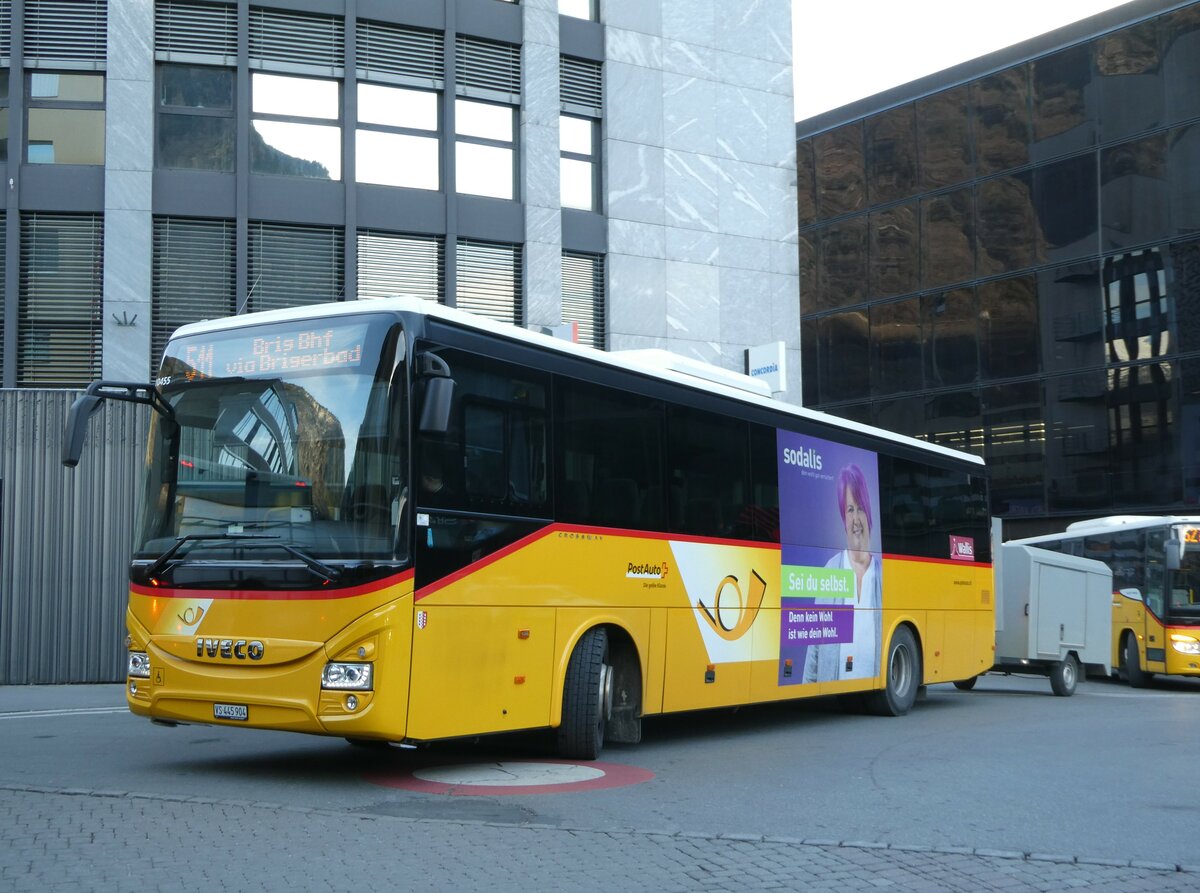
(778, 431), (882, 685)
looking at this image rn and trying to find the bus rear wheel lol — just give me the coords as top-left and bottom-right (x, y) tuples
(866, 626), (920, 716)
(953, 676), (977, 691)
(557, 627), (612, 760)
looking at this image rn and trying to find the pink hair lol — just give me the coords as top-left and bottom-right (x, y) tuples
(836, 464), (873, 534)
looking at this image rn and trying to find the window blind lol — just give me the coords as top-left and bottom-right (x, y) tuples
(356, 19), (443, 88)
(18, 213), (103, 388)
(562, 252), (605, 349)
(560, 56), (602, 117)
(250, 6), (344, 75)
(247, 222), (344, 313)
(24, 0), (107, 64)
(0, 1), (12, 60)
(456, 240), (522, 325)
(357, 231), (443, 302)
(455, 35), (520, 103)
(152, 217), (236, 368)
(155, 1), (237, 65)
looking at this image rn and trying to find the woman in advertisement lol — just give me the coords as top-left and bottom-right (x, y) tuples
(803, 463), (882, 683)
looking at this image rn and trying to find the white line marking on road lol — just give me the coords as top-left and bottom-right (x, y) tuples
(0, 707), (128, 719)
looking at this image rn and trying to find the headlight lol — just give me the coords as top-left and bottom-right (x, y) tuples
(1170, 634), (1200, 655)
(322, 662), (373, 690)
(128, 652), (151, 679)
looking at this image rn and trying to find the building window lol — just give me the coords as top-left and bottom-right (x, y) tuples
(26, 71), (105, 165)
(251, 73), (341, 180)
(562, 252), (604, 348)
(560, 56), (602, 211)
(152, 217), (236, 368)
(455, 99), (515, 199)
(357, 230), (443, 302)
(455, 36), (520, 200)
(456, 240), (522, 325)
(0, 69), (9, 162)
(559, 0), (596, 21)
(18, 213), (103, 387)
(357, 83), (439, 189)
(560, 115), (598, 210)
(157, 64), (235, 171)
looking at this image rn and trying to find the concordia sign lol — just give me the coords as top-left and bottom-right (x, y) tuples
(746, 341), (786, 393)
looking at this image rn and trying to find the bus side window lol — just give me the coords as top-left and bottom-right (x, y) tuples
(1145, 528), (1167, 616)
(666, 406), (749, 539)
(557, 380), (665, 531)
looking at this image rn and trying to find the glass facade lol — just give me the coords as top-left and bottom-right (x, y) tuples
(797, 2), (1200, 535)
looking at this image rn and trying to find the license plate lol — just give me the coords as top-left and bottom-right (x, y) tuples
(213, 703), (248, 721)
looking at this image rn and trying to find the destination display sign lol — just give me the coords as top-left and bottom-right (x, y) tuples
(162, 322), (370, 382)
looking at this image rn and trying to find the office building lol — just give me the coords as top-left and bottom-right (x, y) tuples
(796, 0), (1200, 537)
(0, 0), (799, 683)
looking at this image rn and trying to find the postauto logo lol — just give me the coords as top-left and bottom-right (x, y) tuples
(626, 561), (669, 580)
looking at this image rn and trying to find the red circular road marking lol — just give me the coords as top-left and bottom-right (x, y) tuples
(365, 759), (654, 796)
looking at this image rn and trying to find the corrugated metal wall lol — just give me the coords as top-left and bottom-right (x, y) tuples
(0, 390), (148, 684)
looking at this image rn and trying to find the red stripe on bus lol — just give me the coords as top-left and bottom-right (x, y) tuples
(129, 569), (414, 601)
(415, 527), (554, 601)
(413, 524), (783, 602)
(554, 524), (784, 550)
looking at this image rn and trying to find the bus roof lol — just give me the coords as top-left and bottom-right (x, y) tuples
(171, 296), (984, 468)
(1012, 515), (1200, 545)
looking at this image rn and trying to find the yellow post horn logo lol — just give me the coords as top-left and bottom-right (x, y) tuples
(697, 570), (767, 641)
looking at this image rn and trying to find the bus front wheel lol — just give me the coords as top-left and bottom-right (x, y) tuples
(953, 676), (977, 691)
(866, 626), (920, 716)
(557, 627), (612, 760)
(1122, 634), (1152, 688)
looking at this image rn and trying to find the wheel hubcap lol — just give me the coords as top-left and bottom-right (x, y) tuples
(891, 645), (912, 695)
(599, 664), (614, 722)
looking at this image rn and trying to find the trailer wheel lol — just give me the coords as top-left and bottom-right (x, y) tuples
(952, 676), (977, 691)
(557, 627), (612, 760)
(1049, 654), (1078, 697)
(865, 626), (920, 716)
(1122, 633), (1151, 689)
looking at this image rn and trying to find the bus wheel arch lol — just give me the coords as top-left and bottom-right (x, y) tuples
(557, 624), (642, 759)
(865, 622), (922, 717)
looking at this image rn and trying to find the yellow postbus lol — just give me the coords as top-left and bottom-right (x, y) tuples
(1011, 516), (1200, 686)
(64, 297), (992, 758)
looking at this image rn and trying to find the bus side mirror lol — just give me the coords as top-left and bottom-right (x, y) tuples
(418, 377), (455, 434)
(61, 394), (106, 468)
(1166, 539), (1182, 571)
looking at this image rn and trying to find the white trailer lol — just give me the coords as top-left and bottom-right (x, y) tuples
(957, 541), (1113, 696)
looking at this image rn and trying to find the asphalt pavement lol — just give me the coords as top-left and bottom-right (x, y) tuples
(1, 682), (1197, 892)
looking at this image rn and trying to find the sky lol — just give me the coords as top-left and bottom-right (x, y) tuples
(792, 0), (1140, 121)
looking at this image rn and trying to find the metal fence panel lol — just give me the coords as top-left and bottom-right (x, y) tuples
(0, 389), (147, 683)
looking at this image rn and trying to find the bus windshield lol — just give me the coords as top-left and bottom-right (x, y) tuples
(134, 315), (407, 575)
(1167, 547), (1200, 623)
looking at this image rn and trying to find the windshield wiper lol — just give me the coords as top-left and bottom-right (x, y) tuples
(263, 542), (342, 584)
(144, 533), (342, 584)
(144, 532), (279, 580)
